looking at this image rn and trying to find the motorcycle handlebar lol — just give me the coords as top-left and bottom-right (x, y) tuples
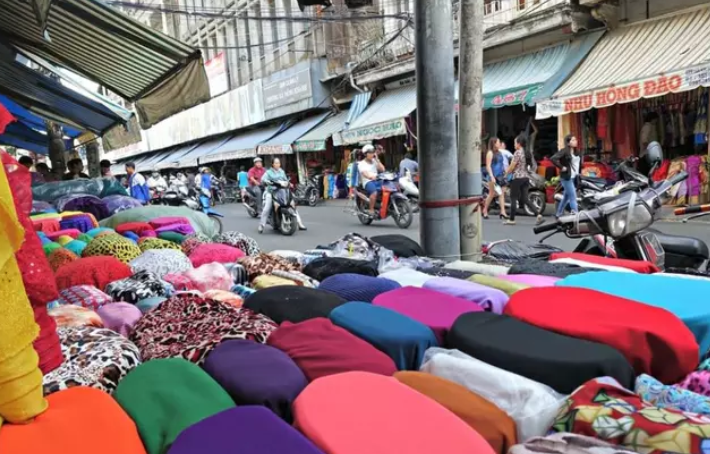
(669, 171), (689, 186)
(533, 222), (560, 234)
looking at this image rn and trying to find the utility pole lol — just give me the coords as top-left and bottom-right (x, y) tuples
(415, 0), (460, 260)
(457, 0), (484, 261)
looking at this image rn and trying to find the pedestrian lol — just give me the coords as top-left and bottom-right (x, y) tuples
(237, 166), (249, 199)
(35, 162), (56, 182)
(63, 158), (90, 180)
(18, 155), (33, 170)
(125, 162), (150, 204)
(504, 135), (543, 226)
(100, 159), (114, 178)
(482, 137), (508, 220)
(248, 157), (266, 214)
(551, 134), (580, 218)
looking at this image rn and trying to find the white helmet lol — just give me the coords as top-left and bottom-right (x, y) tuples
(362, 144), (375, 154)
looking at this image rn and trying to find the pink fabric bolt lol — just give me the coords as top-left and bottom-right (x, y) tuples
(155, 223), (195, 236)
(189, 244), (245, 268)
(373, 287), (482, 344)
(46, 229), (82, 241)
(97, 302), (143, 337)
(149, 217), (192, 229)
(500, 274), (560, 287)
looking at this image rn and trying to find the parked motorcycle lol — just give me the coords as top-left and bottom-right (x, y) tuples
(151, 183), (224, 234)
(294, 175), (321, 207)
(263, 180), (300, 236)
(482, 172), (547, 216)
(353, 172), (413, 229)
(399, 169), (420, 213)
(535, 170), (708, 272)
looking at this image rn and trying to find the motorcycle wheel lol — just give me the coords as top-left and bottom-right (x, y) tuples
(279, 213), (298, 236)
(393, 199), (413, 229)
(307, 188), (318, 207)
(209, 215), (224, 235)
(525, 191), (546, 216)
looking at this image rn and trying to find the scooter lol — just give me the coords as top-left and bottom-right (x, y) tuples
(353, 172), (413, 229)
(482, 172), (547, 216)
(535, 165), (708, 272)
(294, 175), (321, 207)
(243, 185), (261, 218)
(151, 182), (224, 234)
(399, 169), (420, 213)
(264, 180), (300, 236)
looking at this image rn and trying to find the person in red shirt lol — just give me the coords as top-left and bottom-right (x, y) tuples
(248, 157), (266, 214)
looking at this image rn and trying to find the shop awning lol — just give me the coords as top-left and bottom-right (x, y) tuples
(176, 137), (232, 168)
(294, 110), (349, 152)
(536, 7), (710, 118)
(0, 121), (72, 155)
(154, 142), (201, 170)
(258, 113), (329, 155)
(0, 0), (210, 129)
(0, 44), (128, 135)
(200, 125), (283, 164)
(136, 149), (174, 172)
(335, 85), (416, 146)
(0, 95), (81, 137)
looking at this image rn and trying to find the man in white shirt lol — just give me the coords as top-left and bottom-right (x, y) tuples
(358, 144), (385, 217)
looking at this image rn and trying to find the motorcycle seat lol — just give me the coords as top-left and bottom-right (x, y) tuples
(647, 229), (710, 259)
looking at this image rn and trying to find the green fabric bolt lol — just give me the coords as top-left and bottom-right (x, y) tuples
(43, 242), (62, 257)
(113, 358), (236, 454)
(158, 231), (187, 245)
(468, 274), (530, 297)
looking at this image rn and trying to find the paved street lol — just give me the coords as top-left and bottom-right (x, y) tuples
(218, 200), (710, 253)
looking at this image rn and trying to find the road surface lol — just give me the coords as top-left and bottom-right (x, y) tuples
(217, 200), (710, 254)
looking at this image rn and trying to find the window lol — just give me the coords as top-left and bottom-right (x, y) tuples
(517, 0), (541, 11)
(484, 0), (501, 15)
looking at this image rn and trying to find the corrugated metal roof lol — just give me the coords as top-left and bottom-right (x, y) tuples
(258, 113), (329, 155)
(347, 85), (417, 130)
(483, 44), (570, 95)
(201, 125), (282, 164)
(554, 7), (710, 98)
(294, 110), (349, 152)
(0, 0), (209, 128)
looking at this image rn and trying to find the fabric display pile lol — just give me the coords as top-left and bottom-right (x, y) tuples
(4, 153), (710, 454)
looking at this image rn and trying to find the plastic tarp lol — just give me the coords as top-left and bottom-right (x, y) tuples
(32, 178), (127, 202)
(99, 206), (218, 238)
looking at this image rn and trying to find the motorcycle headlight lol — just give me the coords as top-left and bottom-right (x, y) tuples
(607, 204), (653, 237)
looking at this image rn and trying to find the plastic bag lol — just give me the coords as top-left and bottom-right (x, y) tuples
(484, 239), (562, 262)
(102, 195), (144, 215)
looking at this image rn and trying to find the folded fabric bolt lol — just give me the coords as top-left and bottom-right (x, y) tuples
(136, 297), (167, 314)
(216, 231), (261, 256)
(370, 234), (425, 258)
(468, 274), (530, 296)
(64, 240), (87, 256)
(677, 370), (710, 397)
(231, 285), (256, 300)
(189, 243), (245, 268)
(271, 270), (319, 288)
(149, 217), (192, 230)
(55, 235), (75, 246)
(130, 249), (193, 278)
(293, 371), (496, 454)
(113, 358), (235, 454)
(58, 285), (113, 311)
(48, 306), (104, 329)
(319, 273), (400, 302)
(420, 348), (566, 442)
(499, 274), (560, 287)
(202, 290), (243, 308)
(239, 253), (301, 281)
(158, 231), (186, 245)
(48, 248), (79, 273)
(244, 287), (346, 324)
(116, 222), (154, 235)
(377, 268), (432, 288)
(253, 274), (298, 289)
(223, 263), (250, 285)
(445, 260), (510, 276)
(81, 234), (142, 264)
(156, 223), (195, 236)
(183, 263), (233, 293)
(138, 238), (182, 252)
(549, 252), (659, 274)
(55, 256), (133, 291)
(508, 433), (639, 454)
(423, 277), (508, 314)
(97, 303), (143, 337)
(162, 273), (197, 292)
(41, 326), (141, 396)
(123, 232), (140, 243)
(85, 227), (115, 237)
(302, 257), (377, 282)
(635, 374), (710, 414)
(105, 270), (172, 305)
(508, 258), (594, 278)
(59, 216), (94, 233)
(46, 229), (81, 241)
(549, 258), (637, 273)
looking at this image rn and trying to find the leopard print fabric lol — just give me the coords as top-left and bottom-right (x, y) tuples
(42, 326), (141, 396)
(181, 233), (214, 256)
(238, 253), (301, 282)
(215, 231), (261, 256)
(138, 237), (182, 252)
(48, 248), (79, 272)
(131, 294), (277, 364)
(82, 234), (142, 264)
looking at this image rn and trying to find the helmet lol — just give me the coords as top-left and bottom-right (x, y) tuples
(645, 141), (663, 165)
(254, 157), (263, 163)
(363, 144), (375, 154)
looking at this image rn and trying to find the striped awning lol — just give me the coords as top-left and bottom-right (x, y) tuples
(536, 7), (710, 118)
(294, 110), (349, 152)
(0, 0), (210, 129)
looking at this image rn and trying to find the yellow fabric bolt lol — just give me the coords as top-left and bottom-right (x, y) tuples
(468, 274), (531, 297)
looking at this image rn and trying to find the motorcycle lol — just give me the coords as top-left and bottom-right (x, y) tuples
(151, 182), (224, 234)
(353, 172), (413, 229)
(264, 180), (300, 236)
(294, 175), (321, 207)
(399, 169), (420, 213)
(221, 179), (241, 204)
(534, 170), (709, 272)
(482, 172), (547, 216)
(243, 185), (261, 218)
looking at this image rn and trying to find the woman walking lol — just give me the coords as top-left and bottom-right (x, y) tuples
(503, 135), (543, 225)
(551, 134), (580, 218)
(482, 137), (509, 220)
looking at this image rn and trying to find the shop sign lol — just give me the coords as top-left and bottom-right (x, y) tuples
(205, 53), (229, 97)
(337, 119), (407, 145)
(262, 69), (312, 111)
(258, 144), (293, 155)
(536, 65), (710, 119)
(294, 140), (327, 152)
(484, 85), (540, 109)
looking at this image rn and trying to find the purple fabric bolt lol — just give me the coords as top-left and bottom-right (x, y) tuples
(167, 406), (326, 454)
(97, 302), (143, 337)
(155, 223), (196, 235)
(59, 215), (94, 233)
(500, 274), (560, 287)
(202, 340), (308, 422)
(373, 287), (483, 344)
(423, 277), (509, 314)
(61, 195), (110, 221)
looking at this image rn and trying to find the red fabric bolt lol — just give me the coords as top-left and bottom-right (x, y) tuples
(504, 287), (698, 384)
(189, 243), (245, 268)
(46, 229), (81, 241)
(2, 152), (62, 374)
(55, 256), (133, 292)
(115, 222), (155, 235)
(549, 252), (660, 274)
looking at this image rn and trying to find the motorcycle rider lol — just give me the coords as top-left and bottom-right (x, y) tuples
(258, 158), (306, 233)
(196, 167), (213, 199)
(358, 144), (385, 218)
(248, 157), (266, 214)
(147, 172), (168, 194)
(399, 150), (419, 177)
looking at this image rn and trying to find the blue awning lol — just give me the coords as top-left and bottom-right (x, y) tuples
(154, 142), (201, 170)
(161, 136), (231, 168)
(0, 44), (128, 135)
(0, 120), (72, 155)
(0, 95), (81, 138)
(258, 113), (329, 155)
(200, 125), (283, 164)
(345, 91), (372, 128)
(136, 149), (176, 172)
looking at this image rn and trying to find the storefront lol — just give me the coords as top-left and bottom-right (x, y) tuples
(535, 6), (710, 205)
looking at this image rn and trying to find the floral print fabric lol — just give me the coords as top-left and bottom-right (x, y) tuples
(553, 377), (710, 454)
(131, 295), (277, 364)
(678, 370), (710, 398)
(636, 374), (710, 415)
(509, 433), (640, 454)
(48, 305), (104, 328)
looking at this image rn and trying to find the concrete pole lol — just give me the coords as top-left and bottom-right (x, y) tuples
(85, 137), (101, 178)
(457, 0), (484, 261)
(415, 0), (460, 260)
